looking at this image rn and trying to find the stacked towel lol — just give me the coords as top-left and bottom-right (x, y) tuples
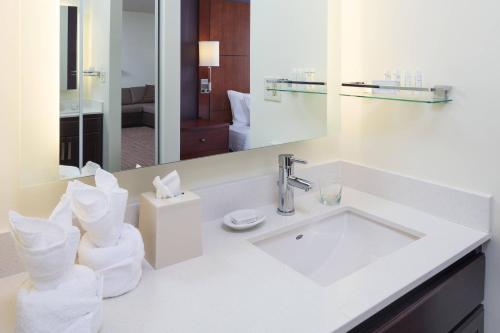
(15, 265), (103, 333)
(79, 224), (144, 298)
(9, 196), (103, 333)
(70, 168), (145, 298)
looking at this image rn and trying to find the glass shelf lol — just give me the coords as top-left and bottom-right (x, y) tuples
(340, 92), (452, 104)
(266, 79), (328, 95)
(341, 82), (452, 104)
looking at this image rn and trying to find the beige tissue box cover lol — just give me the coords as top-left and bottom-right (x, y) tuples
(139, 191), (203, 269)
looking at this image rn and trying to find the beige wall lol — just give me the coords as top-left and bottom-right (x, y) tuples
(341, 0), (500, 331)
(0, 0), (20, 232)
(19, 0), (60, 187)
(1, 0), (341, 231)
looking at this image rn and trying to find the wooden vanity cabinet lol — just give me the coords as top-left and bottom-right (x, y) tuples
(60, 114), (103, 168)
(349, 249), (485, 333)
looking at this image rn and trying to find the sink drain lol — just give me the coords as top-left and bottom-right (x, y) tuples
(296, 234), (304, 240)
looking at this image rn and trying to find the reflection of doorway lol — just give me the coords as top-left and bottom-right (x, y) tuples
(121, 0), (157, 170)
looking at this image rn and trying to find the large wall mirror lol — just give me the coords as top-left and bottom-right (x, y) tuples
(58, 0), (328, 180)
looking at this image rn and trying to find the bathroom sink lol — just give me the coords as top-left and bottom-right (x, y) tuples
(253, 210), (420, 286)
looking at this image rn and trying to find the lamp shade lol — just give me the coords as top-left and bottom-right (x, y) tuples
(199, 41), (220, 67)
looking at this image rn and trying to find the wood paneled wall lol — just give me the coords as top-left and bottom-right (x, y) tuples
(181, 0), (200, 120)
(198, 0), (250, 122)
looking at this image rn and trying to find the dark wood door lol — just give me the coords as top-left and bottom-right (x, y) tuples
(83, 132), (102, 166)
(60, 114), (103, 168)
(60, 135), (80, 167)
(83, 114), (103, 166)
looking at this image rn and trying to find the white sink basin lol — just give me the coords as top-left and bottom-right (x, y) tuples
(253, 210), (420, 286)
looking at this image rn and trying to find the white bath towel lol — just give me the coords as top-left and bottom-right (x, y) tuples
(70, 169), (129, 247)
(78, 223), (145, 298)
(49, 194), (82, 270)
(16, 265), (103, 333)
(71, 187), (123, 248)
(95, 168), (129, 232)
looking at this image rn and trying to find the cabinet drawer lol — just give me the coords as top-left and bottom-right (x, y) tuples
(60, 114), (103, 136)
(181, 127), (229, 159)
(350, 251), (485, 333)
(451, 305), (484, 333)
(83, 114), (103, 133)
(60, 117), (79, 137)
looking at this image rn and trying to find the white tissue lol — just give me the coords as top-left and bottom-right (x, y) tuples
(78, 224), (144, 298)
(153, 170), (182, 199)
(16, 265), (103, 333)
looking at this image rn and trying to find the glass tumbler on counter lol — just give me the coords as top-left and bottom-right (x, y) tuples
(318, 180), (343, 206)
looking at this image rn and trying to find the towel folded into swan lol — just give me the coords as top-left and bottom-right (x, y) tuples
(68, 168), (145, 298)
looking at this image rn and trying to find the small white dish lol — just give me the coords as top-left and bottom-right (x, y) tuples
(223, 209), (266, 231)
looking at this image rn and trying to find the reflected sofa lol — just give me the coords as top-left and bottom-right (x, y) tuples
(122, 85), (155, 128)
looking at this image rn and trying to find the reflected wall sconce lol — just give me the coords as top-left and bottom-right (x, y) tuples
(199, 41), (220, 94)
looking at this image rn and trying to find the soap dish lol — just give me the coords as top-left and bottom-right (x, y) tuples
(223, 209), (265, 231)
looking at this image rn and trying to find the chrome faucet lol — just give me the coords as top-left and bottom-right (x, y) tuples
(277, 154), (313, 216)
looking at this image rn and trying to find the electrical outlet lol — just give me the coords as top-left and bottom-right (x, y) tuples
(264, 80), (282, 102)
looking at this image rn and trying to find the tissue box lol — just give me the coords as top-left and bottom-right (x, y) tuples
(139, 191), (203, 269)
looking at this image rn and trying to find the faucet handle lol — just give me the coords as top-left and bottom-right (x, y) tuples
(279, 154), (308, 168)
(290, 157), (307, 165)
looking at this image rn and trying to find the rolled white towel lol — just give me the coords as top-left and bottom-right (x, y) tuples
(80, 161), (101, 178)
(78, 224), (145, 298)
(49, 195), (81, 269)
(71, 188), (123, 248)
(95, 168), (129, 236)
(70, 169), (129, 248)
(16, 265), (103, 333)
(9, 212), (70, 291)
(9, 194), (81, 291)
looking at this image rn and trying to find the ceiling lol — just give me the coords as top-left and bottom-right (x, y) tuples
(123, 0), (155, 13)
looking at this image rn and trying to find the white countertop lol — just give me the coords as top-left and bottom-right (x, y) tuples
(60, 110), (104, 118)
(0, 187), (490, 333)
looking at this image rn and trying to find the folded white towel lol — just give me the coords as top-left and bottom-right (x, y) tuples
(95, 168), (129, 232)
(153, 170), (182, 199)
(59, 165), (81, 179)
(16, 265), (103, 333)
(80, 161), (101, 178)
(70, 169), (129, 248)
(231, 209), (260, 225)
(78, 223), (144, 298)
(10, 194), (82, 290)
(10, 213), (69, 291)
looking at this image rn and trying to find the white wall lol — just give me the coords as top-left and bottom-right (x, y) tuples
(341, 0), (500, 331)
(121, 11), (155, 88)
(159, 0), (181, 164)
(84, 0), (122, 172)
(250, 0), (328, 148)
